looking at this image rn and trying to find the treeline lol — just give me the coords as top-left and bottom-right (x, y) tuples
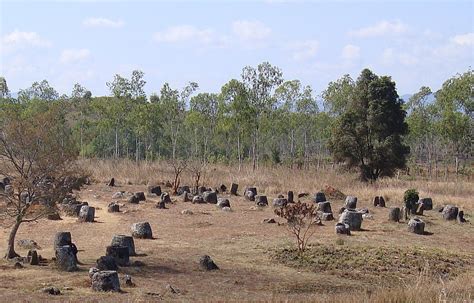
(0, 63), (472, 178)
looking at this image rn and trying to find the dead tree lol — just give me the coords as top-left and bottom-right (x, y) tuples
(168, 158), (187, 195)
(0, 105), (77, 259)
(187, 158), (207, 194)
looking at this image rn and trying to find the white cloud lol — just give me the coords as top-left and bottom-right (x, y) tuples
(451, 32), (474, 46)
(349, 20), (407, 38)
(60, 48), (91, 64)
(341, 44), (360, 60)
(83, 17), (124, 28)
(153, 25), (214, 44)
(289, 40), (319, 60)
(1, 30), (51, 52)
(232, 20), (271, 43)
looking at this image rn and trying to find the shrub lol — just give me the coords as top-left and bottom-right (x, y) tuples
(274, 202), (319, 253)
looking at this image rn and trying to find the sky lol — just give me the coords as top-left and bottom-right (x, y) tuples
(1, 0), (473, 98)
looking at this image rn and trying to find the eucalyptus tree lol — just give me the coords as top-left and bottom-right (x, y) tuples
(18, 80), (59, 102)
(241, 62), (283, 170)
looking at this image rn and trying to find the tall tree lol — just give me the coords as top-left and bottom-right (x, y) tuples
(18, 80), (59, 102)
(0, 77), (10, 99)
(329, 69), (409, 181)
(241, 62), (283, 170)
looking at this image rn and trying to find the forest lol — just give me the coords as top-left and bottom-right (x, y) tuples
(0, 62), (472, 180)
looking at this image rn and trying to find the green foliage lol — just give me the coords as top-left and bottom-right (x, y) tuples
(403, 189), (419, 210)
(329, 69), (410, 182)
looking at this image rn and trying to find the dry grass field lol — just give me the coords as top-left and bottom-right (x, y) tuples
(0, 159), (473, 302)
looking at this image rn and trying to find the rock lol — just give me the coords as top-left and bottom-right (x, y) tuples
(89, 267), (100, 278)
(131, 222), (153, 239)
(17, 239), (41, 250)
(91, 270), (121, 292)
(378, 197), (386, 207)
(55, 245), (78, 271)
(388, 207), (401, 222)
(344, 196), (357, 209)
(457, 211), (466, 223)
(123, 274), (134, 287)
(277, 194), (284, 198)
(219, 184), (227, 193)
(161, 192), (171, 204)
(134, 192), (146, 202)
(111, 235), (136, 256)
(197, 186), (208, 194)
(287, 191), (294, 203)
(156, 200), (167, 209)
(217, 198), (230, 208)
(407, 218), (425, 234)
(62, 202), (87, 217)
(54, 232), (72, 248)
(96, 255), (118, 271)
(128, 195), (140, 204)
(339, 209), (363, 231)
(317, 201), (332, 213)
(4, 184), (13, 195)
(177, 186), (190, 195)
(203, 191), (218, 204)
(255, 195), (268, 206)
(78, 205), (95, 222)
(108, 202), (120, 213)
(374, 196), (386, 207)
(418, 198), (433, 211)
(112, 191), (125, 199)
(148, 185), (162, 196)
(222, 207), (232, 212)
(335, 223), (351, 235)
(362, 213), (373, 220)
(321, 213), (334, 221)
(230, 183), (238, 195)
(106, 246), (130, 266)
(442, 205), (459, 220)
(166, 284), (179, 294)
(108, 178), (115, 187)
(41, 287), (61, 295)
(263, 218), (276, 224)
(47, 212), (61, 220)
(314, 192), (326, 203)
(272, 198), (288, 208)
(192, 195), (204, 204)
(14, 262), (23, 269)
(182, 192), (193, 202)
(245, 187), (257, 199)
(416, 203), (425, 215)
(298, 193), (309, 198)
(28, 250), (39, 265)
(181, 209), (193, 215)
(199, 255), (219, 270)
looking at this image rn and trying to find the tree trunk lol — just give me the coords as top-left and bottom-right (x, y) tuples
(5, 218), (21, 259)
(237, 132), (242, 172)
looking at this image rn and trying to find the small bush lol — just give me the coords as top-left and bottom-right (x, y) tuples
(403, 189), (419, 211)
(274, 202), (319, 253)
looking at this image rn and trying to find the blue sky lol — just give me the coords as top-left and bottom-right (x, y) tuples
(1, 0), (473, 98)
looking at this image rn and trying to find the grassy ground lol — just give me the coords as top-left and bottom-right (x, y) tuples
(0, 159), (472, 302)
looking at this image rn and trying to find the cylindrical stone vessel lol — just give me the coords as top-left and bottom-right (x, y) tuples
(255, 195), (268, 206)
(407, 218), (425, 234)
(55, 245), (78, 271)
(111, 235), (136, 256)
(317, 201), (332, 213)
(91, 270), (121, 292)
(106, 245), (130, 266)
(339, 209), (363, 231)
(131, 222), (153, 239)
(344, 196), (358, 209)
(230, 183), (238, 195)
(78, 205), (95, 222)
(54, 232), (71, 248)
(388, 207), (401, 222)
